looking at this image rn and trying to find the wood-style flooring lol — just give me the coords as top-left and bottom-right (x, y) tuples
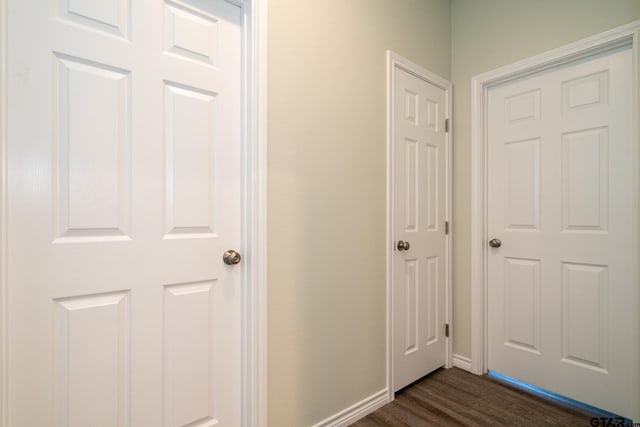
(351, 367), (602, 426)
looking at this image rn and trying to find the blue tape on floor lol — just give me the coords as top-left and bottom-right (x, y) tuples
(487, 370), (633, 425)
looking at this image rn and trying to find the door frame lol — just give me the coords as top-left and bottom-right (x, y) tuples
(0, 0), (269, 426)
(386, 51), (453, 400)
(470, 20), (640, 401)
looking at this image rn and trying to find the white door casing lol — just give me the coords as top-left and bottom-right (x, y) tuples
(471, 22), (640, 421)
(387, 52), (452, 394)
(1, 0), (268, 426)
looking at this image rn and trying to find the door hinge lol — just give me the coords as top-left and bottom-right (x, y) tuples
(445, 323), (450, 338)
(445, 118), (449, 133)
(445, 221), (449, 235)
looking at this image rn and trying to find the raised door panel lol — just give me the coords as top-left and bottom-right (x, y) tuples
(503, 258), (541, 354)
(504, 138), (540, 231)
(403, 259), (418, 355)
(561, 128), (608, 233)
(424, 143), (439, 232)
(561, 263), (608, 373)
(59, 0), (130, 38)
(53, 54), (131, 242)
(425, 98), (438, 131)
(505, 89), (541, 124)
(164, 281), (219, 427)
(404, 89), (418, 125)
(165, 1), (219, 66)
(54, 292), (131, 427)
(562, 71), (609, 113)
(423, 256), (439, 347)
(404, 138), (418, 232)
(164, 82), (218, 238)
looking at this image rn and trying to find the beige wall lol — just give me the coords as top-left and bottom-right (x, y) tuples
(267, 1), (451, 425)
(451, 0), (640, 358)
(268, 0), (640, 424)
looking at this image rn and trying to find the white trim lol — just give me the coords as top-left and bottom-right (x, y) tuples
(241, 0), (268, 426)
(0, 0), (7, 425)
(256, 0), (269, 424)
(311, 389), (389, 427)
(470, 20), (640, 391)
(452, 354), (472, 373)
(0, 1), (267, 425)
(632, 27), (640, 423)
(385, 50), (393, 402)
(386, 51), (453, 400)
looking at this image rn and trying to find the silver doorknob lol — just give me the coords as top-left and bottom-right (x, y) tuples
(397, 240), (411, 251)
(223, 249), (242, 265)
(489, 238), (502, 248)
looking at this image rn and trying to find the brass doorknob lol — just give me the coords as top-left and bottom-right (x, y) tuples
(397, 240), (411, 251)
(489, 238), (502, 248)
(223, 249), (242, 265)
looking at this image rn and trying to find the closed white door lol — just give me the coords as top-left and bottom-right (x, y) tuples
(393, 67), (448, 391)
(8, 0), (242, 425)
(487, 46), (636, 418)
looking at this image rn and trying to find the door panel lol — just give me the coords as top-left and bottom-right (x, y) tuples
(55, 291), (131, 427)
(487, 46), (636, 418)
(393, 68), (448, 391)
(8, 0), (242, 425)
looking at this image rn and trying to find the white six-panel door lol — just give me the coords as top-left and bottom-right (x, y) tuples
(8, 0), (242, 425)
(487, 46), (635, 418)
(393, 67), (448, 391)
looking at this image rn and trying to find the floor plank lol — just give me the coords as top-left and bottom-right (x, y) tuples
(350, 368), (601, 426)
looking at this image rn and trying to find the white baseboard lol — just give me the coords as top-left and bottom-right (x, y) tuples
(452, 354), (472, 372)
(311, 389), (389, 427)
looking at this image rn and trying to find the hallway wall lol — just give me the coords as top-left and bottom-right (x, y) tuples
(267, 0), (640, 425)
(267, 1), (451, 425)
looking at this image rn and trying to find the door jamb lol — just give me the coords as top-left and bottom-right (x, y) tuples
(0, 0), (269, 426)
(386, 51), (453, 401)
(242, 0), (269, 425)
(469, 22), (640, 406)
(0, 0), (7, 424)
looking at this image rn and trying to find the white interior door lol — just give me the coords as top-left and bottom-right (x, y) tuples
(487, 45), (637, 419)
(7, 0), (243, 425)
(392, 67), (448, 391)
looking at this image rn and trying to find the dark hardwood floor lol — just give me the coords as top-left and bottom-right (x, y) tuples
(351, 367), (601, 426)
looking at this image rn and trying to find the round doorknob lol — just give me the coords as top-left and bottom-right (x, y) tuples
(488, 238), (502, 248)
(223, 249), (242, 265)
(397, 240), (411, 251)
